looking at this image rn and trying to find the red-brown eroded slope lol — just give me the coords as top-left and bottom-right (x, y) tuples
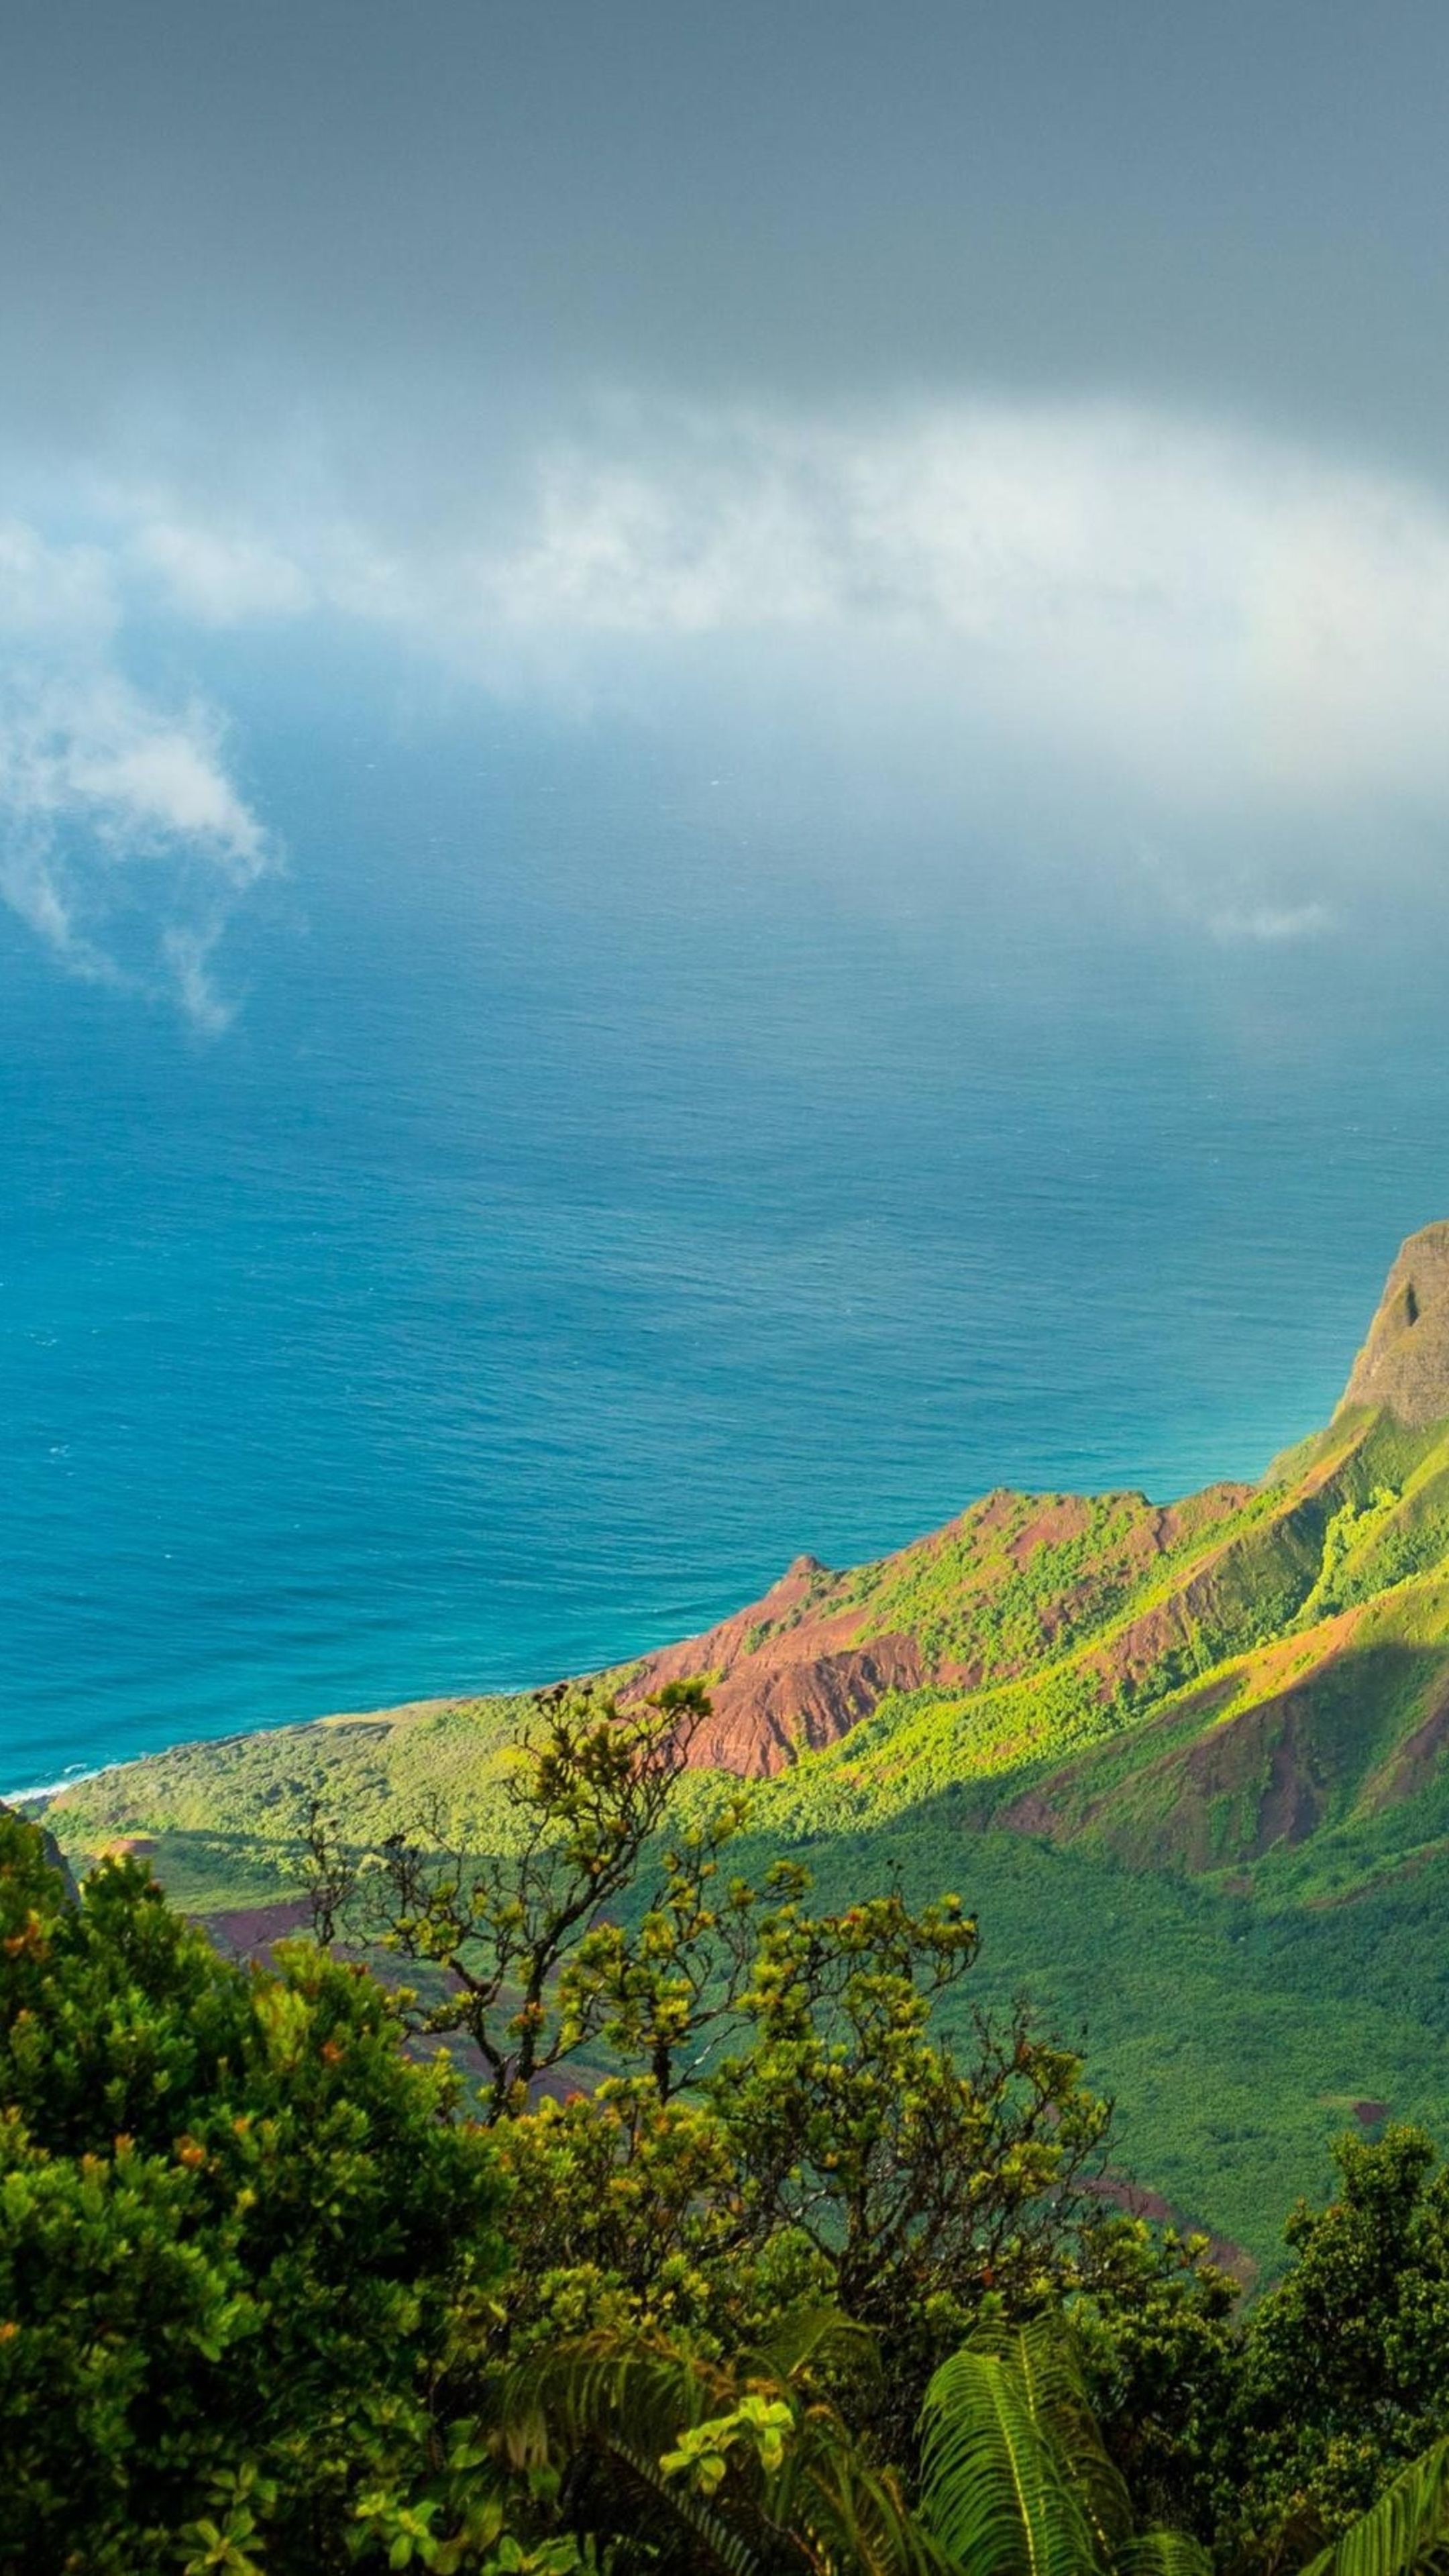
(627, 1555), (924, 1772)
(623, 1479), (1256, 1778)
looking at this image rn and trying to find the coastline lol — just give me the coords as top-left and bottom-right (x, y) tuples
(0, 1698), (472, 1815)
(2, 1769), (106, 1809)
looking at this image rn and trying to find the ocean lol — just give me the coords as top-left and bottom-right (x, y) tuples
(4, 655), (1448, 1793)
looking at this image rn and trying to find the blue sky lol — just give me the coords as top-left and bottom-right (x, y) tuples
(3, 0), (1449, 1023)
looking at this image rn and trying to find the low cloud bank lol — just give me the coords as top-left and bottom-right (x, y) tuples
(7, 394), (1449, 1017)
(131, 397), (1449, 817)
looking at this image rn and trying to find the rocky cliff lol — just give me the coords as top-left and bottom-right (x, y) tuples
(1338, 1221), (1449, 1426)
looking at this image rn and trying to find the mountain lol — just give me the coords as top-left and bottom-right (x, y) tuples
(42, 1222), (1449, 2273)
(621, 1222), (1449, 1884)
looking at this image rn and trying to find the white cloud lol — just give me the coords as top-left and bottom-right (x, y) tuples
(435, 401), (1449, 817)
(67, 708), (267, 869)
(160, 921), (238, 1036)
(0, 519), (274, 1025)
(130, 519), (312, 625)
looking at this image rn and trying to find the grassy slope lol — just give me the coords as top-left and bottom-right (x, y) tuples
(46, 1695), (536, 1894)
(42, 1403), (1449, 2275)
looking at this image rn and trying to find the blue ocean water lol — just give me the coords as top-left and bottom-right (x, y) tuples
(4, 665), (1448, 1792)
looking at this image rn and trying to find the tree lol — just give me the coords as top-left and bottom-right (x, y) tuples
(704, 1882), (1111, 2461)
(308, 1679), (733, 2120)
(1234, 2127), (1449, 2540)
(1297, 2435), (1449, 2576)
(1069, 2215), (1240, 2542)
(488, 2074), (763, 2355)
(307, 1680), (1122, 2469)
(0, 1809), (508, 2576)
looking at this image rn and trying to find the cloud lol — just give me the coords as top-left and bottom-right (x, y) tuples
(114, 394), (1449, 831)
(9, 389), (1449, 1021)
(130, 519), (312, 625)
(449, 401), (1449, 819)
(0, 520), (273, 1026)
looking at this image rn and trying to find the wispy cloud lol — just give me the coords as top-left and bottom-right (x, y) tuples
(464, 402), (1449, 818)
(130, 519), (313, 625)
(1208, 901), (1332, 945)
(0, 520), (273, 1027)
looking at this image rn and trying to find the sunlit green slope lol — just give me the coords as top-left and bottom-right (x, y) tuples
(741, 1407), (1449, 1874)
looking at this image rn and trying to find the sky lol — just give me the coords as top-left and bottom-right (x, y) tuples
(2, 0), (1449, 1021)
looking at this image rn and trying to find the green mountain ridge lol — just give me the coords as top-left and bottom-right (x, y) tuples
(42, 1221), (1449, 2275)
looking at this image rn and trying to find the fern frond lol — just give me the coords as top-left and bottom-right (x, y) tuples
(771, 2411), (941, 2576)
(958, 2317), (1134, 2567)
(1300, 2438), (1449, 2576)
(500, 2326), (935, 2576)
(752, 2305), (880, 2391)
(920, 2343), (1101, 2576)
(1118, 2530), (1214, 2576)
(502, 2330), (731, 2458)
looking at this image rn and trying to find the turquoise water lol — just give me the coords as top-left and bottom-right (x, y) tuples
(4, 671), (1448, 1792)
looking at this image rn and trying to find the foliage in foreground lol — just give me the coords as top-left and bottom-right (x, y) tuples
(0, 1807), (508, 2575)
(298, 1680), (1149, 2469)
(918, 2314), (1210, 2576)
(498, 2307), (933, 2576)
(13, 1680), (1449, 2572)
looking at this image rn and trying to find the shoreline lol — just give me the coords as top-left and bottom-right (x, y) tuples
(2, 1767), (109, 1809)
(0, 1688), (544, 1820)
(0, 1697), (475, 1815)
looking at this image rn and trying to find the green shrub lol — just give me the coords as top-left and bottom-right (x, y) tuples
(0, 1811), (507, 2575)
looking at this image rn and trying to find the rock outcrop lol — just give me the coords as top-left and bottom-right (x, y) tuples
(1338, 1222), (1449, 1427)
(623, 1486), (1254, 1778)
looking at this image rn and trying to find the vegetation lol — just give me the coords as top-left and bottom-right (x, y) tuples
(43, 1694), (1449, 2274)
(498, 2312), (932, 2576)
(0, 1805), (508, 2575)
(28, 1250), (1449, 2561)
(20, 1676), (1449, 2574)
(916, 2314), (1210, 2576)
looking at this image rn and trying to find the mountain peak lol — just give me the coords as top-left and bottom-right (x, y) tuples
(1338, 1221), (1449, 1427)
